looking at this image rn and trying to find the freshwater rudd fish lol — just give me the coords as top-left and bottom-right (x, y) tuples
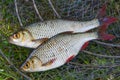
(20, 24), (115, 72)
(8, 5), (117, 48)
(8, 18), (117, 49)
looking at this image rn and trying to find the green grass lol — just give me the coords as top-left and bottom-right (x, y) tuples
(0, 0), (120, 80)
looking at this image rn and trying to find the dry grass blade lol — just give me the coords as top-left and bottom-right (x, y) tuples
(48, 0), (61, 18)
(69, 62), (120, 68)
(14, 0), (23, 27)
(32, 0), (43, 21)
(83, 50), (120, 58)
(94, 40), (120, 47)
(0, 49), (32, 80)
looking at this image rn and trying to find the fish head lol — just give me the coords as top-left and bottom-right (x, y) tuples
(20, 56), (42, 72)
(8, 29), (33, 46)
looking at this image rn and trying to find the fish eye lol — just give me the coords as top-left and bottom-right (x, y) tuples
(13, 33), (20, 39)
(26, 64), (28, 67)
(26, 62), (30, 67)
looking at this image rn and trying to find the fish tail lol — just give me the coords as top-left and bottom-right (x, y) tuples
(98, 4), (118, 26)
(98, 24), (115, 41)
(99, 16), (118, 27)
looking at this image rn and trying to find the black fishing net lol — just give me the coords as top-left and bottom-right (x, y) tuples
(0, 0), (120, 80)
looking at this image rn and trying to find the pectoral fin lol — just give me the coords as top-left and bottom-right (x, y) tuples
(42, 58), (56, 66)
(32, 38), (49, 44)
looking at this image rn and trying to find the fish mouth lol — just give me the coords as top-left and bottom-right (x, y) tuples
(20, 64), (27, 72)
(20, 67), (24, 72)
(20, 66), (28, 72)
(20, 65), (31, 72)
(20, 59), (29, 72)
(8, 37), (13, 43)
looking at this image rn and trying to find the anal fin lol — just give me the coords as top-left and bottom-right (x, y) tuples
(66, 55), (75, 63)
(81, 41), (89, 50)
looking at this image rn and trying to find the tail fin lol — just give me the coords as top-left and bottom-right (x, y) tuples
(99, 16), (118, 27)
(98, 4), (118, 26)
(98, 24), (115, 41)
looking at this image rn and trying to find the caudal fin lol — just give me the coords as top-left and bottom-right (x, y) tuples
(97, 4), (117, 40)
(99, 16), (118, 27)
(98, 24), (115, 41)
(98, 4), (118, 27)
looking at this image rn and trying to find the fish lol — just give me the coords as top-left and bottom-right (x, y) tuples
(20, 24), (115, 72)
(8, 5), (117, 48)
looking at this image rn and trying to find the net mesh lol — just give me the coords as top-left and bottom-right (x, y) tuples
(17, 0), (107, 21)
(0, 0), (120, 80)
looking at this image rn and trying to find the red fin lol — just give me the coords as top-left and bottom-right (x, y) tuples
(66, 55), (75, 63)
(98, 4), (106, 18)
(99, 24), (108, 33)
(100, 33), (115, 41)
(100, 17), (118, 26)
(42, 58), (56, 66)
(50, 58), (56, 64)
(81, 42), (89, 50)
(98, 4), (118, 26)
(99, 24), (116, 41)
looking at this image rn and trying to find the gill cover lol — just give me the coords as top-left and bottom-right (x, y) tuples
(20, 56), (42, 72)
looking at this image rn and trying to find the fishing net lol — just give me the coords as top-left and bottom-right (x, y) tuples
(0, 0), (120, 80)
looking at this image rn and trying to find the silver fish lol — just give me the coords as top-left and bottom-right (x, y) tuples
(8, 19), (100, 48)
(8, 5), (117, 48)
(9, 17), (117, 48)
(20, 24), (115, 72)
